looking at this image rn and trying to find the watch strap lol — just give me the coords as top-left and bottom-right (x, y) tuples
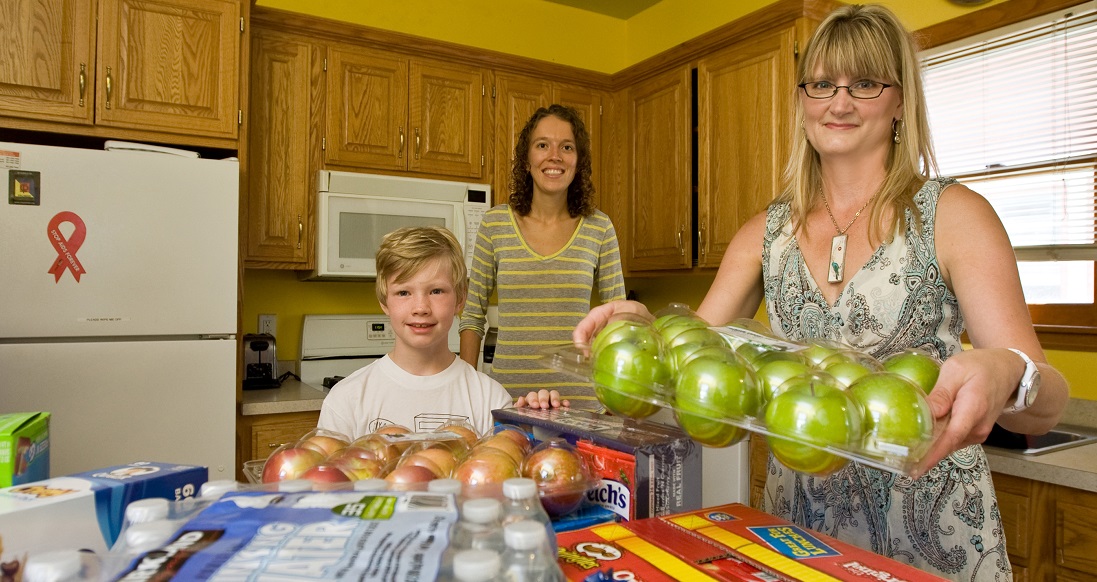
(1003, 348), (1038, 414)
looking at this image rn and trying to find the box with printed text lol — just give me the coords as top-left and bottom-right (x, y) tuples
(0, 460), (207, 572)
(492, 407), (701, 521)
(0, 412), (49, 488)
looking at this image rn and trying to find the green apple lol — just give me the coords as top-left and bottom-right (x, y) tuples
(591, 318), (664, 356)
(882, 349), (941, 393)
(673, 355), (762, 447)
(849, 372), (935, 460)
(592, 340), (670, 419)
(755, 358), (814, 404)
(799, 339), (850, 367)
(763, 373), (863, 476)
(671, 343), (739, 374)
(659, 319), (709, 344)
(733, 341), (774, 367)
(664, 326), (725, 350)
(653, 313), (701, 332)
(822, 351), (883, 388)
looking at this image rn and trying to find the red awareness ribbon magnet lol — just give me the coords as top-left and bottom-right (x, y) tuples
(46, 211), (87, 282)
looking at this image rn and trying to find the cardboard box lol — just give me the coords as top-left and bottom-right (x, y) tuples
(557, 502), (950, 581)
(492, 408), (701, 521)
(0, 412), (49, 488)
(0, 461), (207, 570)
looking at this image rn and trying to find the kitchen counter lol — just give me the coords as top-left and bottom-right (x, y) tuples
(984, 398), (1097, 493)
(240, 379), (326, 415)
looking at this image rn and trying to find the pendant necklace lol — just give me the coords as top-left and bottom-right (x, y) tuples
(821, 192), (876, 283)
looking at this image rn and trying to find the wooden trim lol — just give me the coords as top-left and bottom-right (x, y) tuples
(611, 0), (843, 87)
(915, 0), (1090, 50)
(1035, 327), (1097, 351)
(250, 6), (613, 90)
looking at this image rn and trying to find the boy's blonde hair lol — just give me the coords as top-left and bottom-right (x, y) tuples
(375, 226), (468, 307)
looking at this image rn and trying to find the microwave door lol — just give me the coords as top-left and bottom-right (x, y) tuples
(323, 194), (460, 277)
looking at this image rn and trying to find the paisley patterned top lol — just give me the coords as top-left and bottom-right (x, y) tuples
(760, 179), (1013, 581)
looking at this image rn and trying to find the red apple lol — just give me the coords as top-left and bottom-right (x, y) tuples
(849, 372), (935, 460)
(764, 373), (864, 476)
(374, 424), (414, 452)
(349, 435), (401, 465)
(436, 424), (480, 449)
(261, 446), (325, 483)
(453, 451), (520, 488)
(882, 349), (941, 394)
(397, 454), (444, 478)
(521, 439), (593, 517)
(477, 435), (526, 466)
(300, 463), (353, 488)
(297, 431), (350, 458)
(491, 425), (532, 455)
(384, 464), (437, 490)
(673, 354), (761, 447)
(404, 446), (458, 477)
(329, 454), (388, 480)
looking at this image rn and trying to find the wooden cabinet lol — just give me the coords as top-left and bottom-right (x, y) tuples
(244, 28), (322, 268)
(696, 27), (796, 268)
(326, 47), (486, 179)
(626, 66), (692, 271)
(0, 0), (241, 141)
(747, 433), (770, 510)
(493, 72), (604, 205)
(624, 26), (798, 272)
(235, 410), (320, 481)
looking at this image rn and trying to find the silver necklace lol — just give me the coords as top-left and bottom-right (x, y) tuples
(821, 192), (876, 283)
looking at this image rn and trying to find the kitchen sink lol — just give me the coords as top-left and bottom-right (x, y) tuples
(982, 423), (1097, 456)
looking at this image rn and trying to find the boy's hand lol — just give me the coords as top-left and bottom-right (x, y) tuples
(516, 389), (570, 410)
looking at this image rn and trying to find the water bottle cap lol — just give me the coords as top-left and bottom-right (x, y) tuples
(199, 479), (239, 499)
(353, 478), (390, 492)
(502, 477), (537, 500)
(277, 479), (313, 492)
(452, 549), (501, 582)
(124, 521), (178, 551)
(462, 498), (502, 523)
(503, 520), (545, 551)
(427, 478), (462, 495)
(23, 550), (82, 582)
(125, 498), (170, 524)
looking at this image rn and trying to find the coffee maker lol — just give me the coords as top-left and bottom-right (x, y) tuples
(243, 333), (280, 389)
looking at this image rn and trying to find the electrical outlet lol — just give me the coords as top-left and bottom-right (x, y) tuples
(258, 314), (277, 338)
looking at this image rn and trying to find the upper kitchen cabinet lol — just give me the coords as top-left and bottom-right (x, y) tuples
(325, 46), (486, 179)
(0, 0), (242, 144)
(626, 66), (692, 271)
(244, 27), (322, 268)
(493, 72), (605, 205)
(696, 26), (796, 268)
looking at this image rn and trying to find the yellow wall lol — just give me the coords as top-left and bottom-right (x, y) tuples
(244, 0), (1097, 401)
(255, 0), (1010, 73)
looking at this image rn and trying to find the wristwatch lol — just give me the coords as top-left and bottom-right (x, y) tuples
(1003, 348), (1041, 414)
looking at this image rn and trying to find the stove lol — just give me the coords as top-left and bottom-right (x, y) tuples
(298, 314), (461, 392)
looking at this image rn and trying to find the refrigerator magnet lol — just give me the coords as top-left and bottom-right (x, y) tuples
(9, 170), (40, 206)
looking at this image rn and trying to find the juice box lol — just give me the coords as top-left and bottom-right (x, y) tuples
(0, 412), (49, 487)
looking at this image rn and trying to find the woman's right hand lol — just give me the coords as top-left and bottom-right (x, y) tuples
(573, 300), (653, 345)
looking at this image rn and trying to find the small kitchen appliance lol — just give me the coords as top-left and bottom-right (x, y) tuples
(243, 333), (279, 389)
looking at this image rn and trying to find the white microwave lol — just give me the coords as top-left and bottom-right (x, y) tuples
(308, 170), (491, 280)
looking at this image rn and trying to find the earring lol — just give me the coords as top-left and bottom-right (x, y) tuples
(893, 119), (903, 144)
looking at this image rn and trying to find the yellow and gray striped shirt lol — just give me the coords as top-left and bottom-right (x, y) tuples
(460, 205), (626, 411)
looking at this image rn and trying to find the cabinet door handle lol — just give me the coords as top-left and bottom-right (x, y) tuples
(297, 214), (303, 249)
(268, 442), (291, 449)
(415, 127), (421, 160)
(78, 63), (87, 107)
(398, 126), (405, 158)
(677, 227), (685, 256)
(105, 66), (112, 110)
(699, 221), (706, 258)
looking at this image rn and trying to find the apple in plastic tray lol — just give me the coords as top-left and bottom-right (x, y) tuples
(522, 438), (594, 518)
(849, 371), (935, 458)
(591, 339), (670, 419)
(763, 371), (864, 476)
(261, 445), (325, 483)
(673, 349), (762, 447)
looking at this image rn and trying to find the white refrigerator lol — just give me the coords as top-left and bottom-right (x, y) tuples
(0, 141), (238, 479)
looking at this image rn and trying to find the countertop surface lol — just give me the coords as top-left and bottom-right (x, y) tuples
(241, 379), (326, 416)
(241, 383), (1097, 492)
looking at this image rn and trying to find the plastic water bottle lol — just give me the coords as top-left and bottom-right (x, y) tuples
(23, 550), (95, 582)
(199, 479), (239, 499)
(450, 498), (506, 553)
(452, 549), (502, 582)
(501, 478), (556, 552)
(501, 521), (564, 582)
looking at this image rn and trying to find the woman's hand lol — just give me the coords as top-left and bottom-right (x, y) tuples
(572, 300), (654, 345)
(916, 348), (1024, 472)
(515, 389), (569, 410)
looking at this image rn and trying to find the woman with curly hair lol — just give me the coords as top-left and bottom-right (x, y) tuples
(459, 104), (625, 411)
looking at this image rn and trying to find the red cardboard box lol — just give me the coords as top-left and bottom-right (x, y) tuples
(558, 503), (949, 582)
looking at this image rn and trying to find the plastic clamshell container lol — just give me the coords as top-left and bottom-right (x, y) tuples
(546, 308), (944, 479)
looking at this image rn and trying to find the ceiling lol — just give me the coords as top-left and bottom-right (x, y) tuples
(543, 0), (663, 20)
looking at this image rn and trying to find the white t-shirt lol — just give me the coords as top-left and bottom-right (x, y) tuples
(317, 354), (514, 440)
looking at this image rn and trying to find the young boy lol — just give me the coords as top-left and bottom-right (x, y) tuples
(318, 226), (560, 440)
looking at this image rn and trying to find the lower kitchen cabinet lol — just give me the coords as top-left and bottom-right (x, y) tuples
(235, 410), (320, 481)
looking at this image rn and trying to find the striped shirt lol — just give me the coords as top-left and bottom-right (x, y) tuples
(460, 205), (626, 411)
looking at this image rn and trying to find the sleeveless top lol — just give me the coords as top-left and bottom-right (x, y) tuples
(760, 179), (1013, 581)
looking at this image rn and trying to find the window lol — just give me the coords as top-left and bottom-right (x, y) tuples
(921, 1), (1097, 344)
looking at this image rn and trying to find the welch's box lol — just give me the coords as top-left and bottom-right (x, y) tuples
(492, 407), (701, 521)
(0, 461), (207, 567)
(0, 412), (49, 487)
